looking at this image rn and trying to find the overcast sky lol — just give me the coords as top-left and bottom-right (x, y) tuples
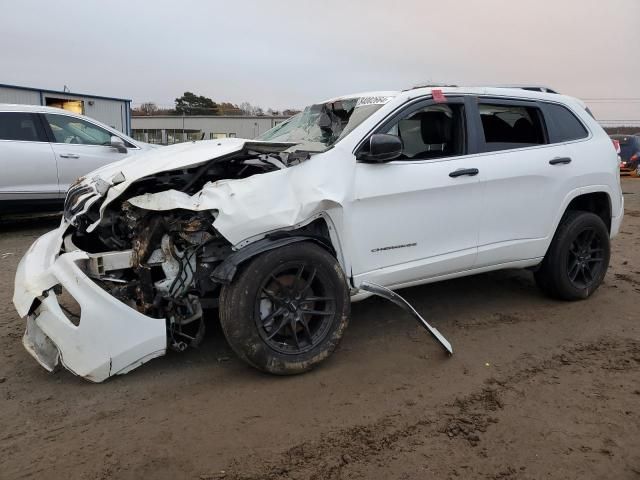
(2, 0), (639, 123)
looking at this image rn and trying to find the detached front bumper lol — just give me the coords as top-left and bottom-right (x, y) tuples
(13, 225), (166, 382)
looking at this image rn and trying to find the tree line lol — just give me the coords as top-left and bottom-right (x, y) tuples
(132, 91), (300, 117)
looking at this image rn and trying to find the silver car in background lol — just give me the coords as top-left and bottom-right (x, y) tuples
(0, 104), (156, 212)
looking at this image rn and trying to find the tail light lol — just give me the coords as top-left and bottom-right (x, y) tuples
(631, 153), (639, 162)
(612, 139), (621, 154)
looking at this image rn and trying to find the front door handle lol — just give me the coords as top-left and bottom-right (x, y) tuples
(59, 153), (80, 159)
(549, 157), (572, 165)
(449, 168), (479, 178)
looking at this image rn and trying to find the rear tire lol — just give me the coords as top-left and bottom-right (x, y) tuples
(534, 211), (610, 300)
(219, 242), (350, 375)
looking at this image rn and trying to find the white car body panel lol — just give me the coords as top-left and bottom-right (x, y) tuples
(12, 86), (624, 381)
(127, 151), (350, 244)
(14, 226), (166, 382)
(349, 157), (481, 286)
(473, 142), (580, 267)
(0, 138), (59, 199)
(0, 104), (156, 203)
(51, 142), (136, 193)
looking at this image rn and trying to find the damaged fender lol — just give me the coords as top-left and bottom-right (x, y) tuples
(125, 152), (348, 248)
(211, 233), (336, 283)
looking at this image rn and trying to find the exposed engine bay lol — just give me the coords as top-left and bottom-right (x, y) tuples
(65, 144), (310, 352)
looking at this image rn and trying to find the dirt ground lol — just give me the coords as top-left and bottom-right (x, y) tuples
(1, 180), (639, 480)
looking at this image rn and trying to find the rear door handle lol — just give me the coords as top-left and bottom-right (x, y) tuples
(59, 153), (80, 159)
(549, 157), (571, 165)
(449, 168), (479, 178)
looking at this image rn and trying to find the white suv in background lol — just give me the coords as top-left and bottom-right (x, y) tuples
(13, 86), (624, 382)
(0, 104), (155, 212)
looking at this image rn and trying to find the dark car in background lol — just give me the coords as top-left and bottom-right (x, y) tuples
(611, 134), (640, 176)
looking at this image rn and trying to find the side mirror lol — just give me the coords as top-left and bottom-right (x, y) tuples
(110, 135), (128, 154)
(359, 134), (403, 163)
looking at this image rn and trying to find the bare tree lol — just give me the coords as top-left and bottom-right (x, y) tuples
(139, 102), (159, 116)
(239, 102), (255, 115)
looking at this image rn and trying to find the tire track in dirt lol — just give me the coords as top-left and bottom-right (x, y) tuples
(210, 338), (640, 480)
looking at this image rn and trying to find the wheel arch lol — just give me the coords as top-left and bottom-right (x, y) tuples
(537, 187), (613, 261)
(562, 190), (612, 233)
(211, 216), (346, 284)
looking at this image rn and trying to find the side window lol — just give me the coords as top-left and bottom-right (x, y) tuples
(44, 113), (113, 146)
(0, 112), (47, 142)
(544, 103), (589, 143)
(479, 103), (546, 152)
(384, 104), (466, 160)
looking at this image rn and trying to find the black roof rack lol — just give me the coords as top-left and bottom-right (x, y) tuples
(491, 85), (560, 94)
(403, 83), (458, 92)
(403, 84), (559, 94)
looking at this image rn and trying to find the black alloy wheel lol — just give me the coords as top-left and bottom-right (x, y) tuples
(534, 211), (610, 300)
(566, 227), (605, 289)
(255, 262), (336, 355)
(219, 242), (350, 375)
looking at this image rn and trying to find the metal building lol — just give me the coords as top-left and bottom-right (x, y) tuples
(0, 83), (132, 134)
(131, 114), (289, 144)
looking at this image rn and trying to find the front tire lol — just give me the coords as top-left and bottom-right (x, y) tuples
(219, 242), (350, 375)
(534, 211), (610, 300)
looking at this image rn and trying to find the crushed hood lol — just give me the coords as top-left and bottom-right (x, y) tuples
(84, 138), (355, 248)
(77, 139), (298, 233)
(89, 138), (297, 186)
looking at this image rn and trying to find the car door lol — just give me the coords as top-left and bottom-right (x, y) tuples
(41, 112), (131, 193)
(0, 111), (59, 203)
(470, 97), (581, 267)
(348, 96), (483, 288)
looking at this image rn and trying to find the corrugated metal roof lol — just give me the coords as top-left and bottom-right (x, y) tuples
(0, 83), (131, 102)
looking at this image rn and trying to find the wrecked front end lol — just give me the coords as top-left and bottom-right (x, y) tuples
(13, 140), (307, 382)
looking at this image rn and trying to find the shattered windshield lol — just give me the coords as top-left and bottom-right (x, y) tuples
(256, 95), (393, 152)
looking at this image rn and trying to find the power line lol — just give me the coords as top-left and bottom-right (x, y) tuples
(584, 99), (640, 103)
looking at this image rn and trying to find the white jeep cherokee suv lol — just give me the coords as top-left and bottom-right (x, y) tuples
(13, 86), (624, 382)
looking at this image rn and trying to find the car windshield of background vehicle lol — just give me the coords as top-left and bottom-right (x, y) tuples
(256, 95), (393, 152)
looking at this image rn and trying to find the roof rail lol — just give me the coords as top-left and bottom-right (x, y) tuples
(403, 84), (559, 94)
(403, 83), (458, 92)
(491, 85), (560, 94)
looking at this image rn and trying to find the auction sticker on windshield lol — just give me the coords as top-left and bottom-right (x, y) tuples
(355, 96), (393, 107)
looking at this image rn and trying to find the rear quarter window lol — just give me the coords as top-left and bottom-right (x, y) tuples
(544, 103), (588, 143)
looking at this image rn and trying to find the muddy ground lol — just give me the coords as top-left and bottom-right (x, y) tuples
(1, 179), (639, 480)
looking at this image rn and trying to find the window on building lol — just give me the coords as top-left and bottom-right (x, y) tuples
(45, 97), (84, 115)
(0, 112), (47, 142)
(479, 103), (546, 151)
(210, 133), (228, 139)
(132, 129), (163, 144)
(185, 131), (202, 141)
(166, 129), (183, 144)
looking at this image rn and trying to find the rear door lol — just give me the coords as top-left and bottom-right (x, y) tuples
(41, 112), (132, 193)
(470, 97), (581, 267)
(0, 111), (59, 202)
